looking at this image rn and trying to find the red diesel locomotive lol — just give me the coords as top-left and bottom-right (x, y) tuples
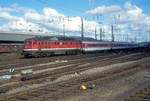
(23, 36), (82, 57)
(23, 36), (138, 57)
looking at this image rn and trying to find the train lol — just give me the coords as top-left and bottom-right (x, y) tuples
(23, 36), (139, 58)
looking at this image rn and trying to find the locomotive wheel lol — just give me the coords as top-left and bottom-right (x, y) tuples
(24, 54), (29, 58)
(66, 51), (69, 55)
(73, 51), (77, 55)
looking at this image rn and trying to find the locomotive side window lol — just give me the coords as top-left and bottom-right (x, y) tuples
(64, 42), (67, 45)
(49, 42), (51, 47)
(33, 42), (36, 45)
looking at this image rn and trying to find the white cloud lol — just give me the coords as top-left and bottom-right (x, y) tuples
(0, 19), (49, 33)
(0, 7), (15, 12)
(0, 4), (35, 13)
(0, 5), (99, 36)
(86, 2), (147, 25)
(0, 12), (21, 21)
(86, 2), (150, 42)
(43, 8), (64, 17)
(10, 4), (35, 13)
(86, 5), (121, 15)
(0, 2), (149, 42)
(24, 11), (43, 21)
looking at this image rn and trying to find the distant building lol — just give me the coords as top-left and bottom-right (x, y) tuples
(0, 31), (53, 43)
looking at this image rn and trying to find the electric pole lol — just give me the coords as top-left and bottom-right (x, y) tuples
(95, 27), (97, 40)
(111, 25), (114, 42)
(99, 27), (102, 41)
(63, 24), (65, 36)
(81, 17), (84, 40)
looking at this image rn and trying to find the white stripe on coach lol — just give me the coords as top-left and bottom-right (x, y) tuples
(82, 41), (110, 44)
(83, 47), (111, 51)
(24, 48), (79, 51)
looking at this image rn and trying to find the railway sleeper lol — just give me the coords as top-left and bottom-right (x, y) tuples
(15, 96), (29, 101)
(128, 96), (150, 100)
(27, 93), (42, 97)
(125, 98), (150, 101)
(41, 88), (55, 92)
(137, 90), (150, 95)
(144, 88), (150, 92)
(136, 91), (150, 95)
(43, 89), (57, 92)
(59, 84), (73, 88)
(37, 90), (49, 94)
(132, 94), (150, 98)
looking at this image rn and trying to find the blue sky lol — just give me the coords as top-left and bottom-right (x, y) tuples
(0, 0), (149, 16)
(0, 0), (150, 42)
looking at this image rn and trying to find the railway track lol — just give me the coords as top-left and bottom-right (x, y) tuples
(125, 85), (150, 101)
(0, 53), (122, 88)
(115, 79), (150, 101)
(28, 58), (150, 101)
(0, 52), (120, 76)
(0, 52), (145, 84)
(0, 52), (145, 75)
(0, 52), (150, 101)
(4, 54), (150, 101)
(0, 52), (114, 70)
(0, 50), (143, 70)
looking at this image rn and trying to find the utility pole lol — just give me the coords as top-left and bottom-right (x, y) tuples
(134, 33), (137, 43)
(63, 24), (65, 36)
(111, 25), (114, 42)
(81, 17), (84, 40)
(126, 33), (129, 42)
(102, 29), (105, 41)
(95, 27), (97, 40)
(99, 27), (102, 41)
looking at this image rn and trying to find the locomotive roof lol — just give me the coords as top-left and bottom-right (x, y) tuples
(27, 36), (98, 41)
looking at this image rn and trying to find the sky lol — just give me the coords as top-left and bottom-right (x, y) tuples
(0, 0), (150, 42)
